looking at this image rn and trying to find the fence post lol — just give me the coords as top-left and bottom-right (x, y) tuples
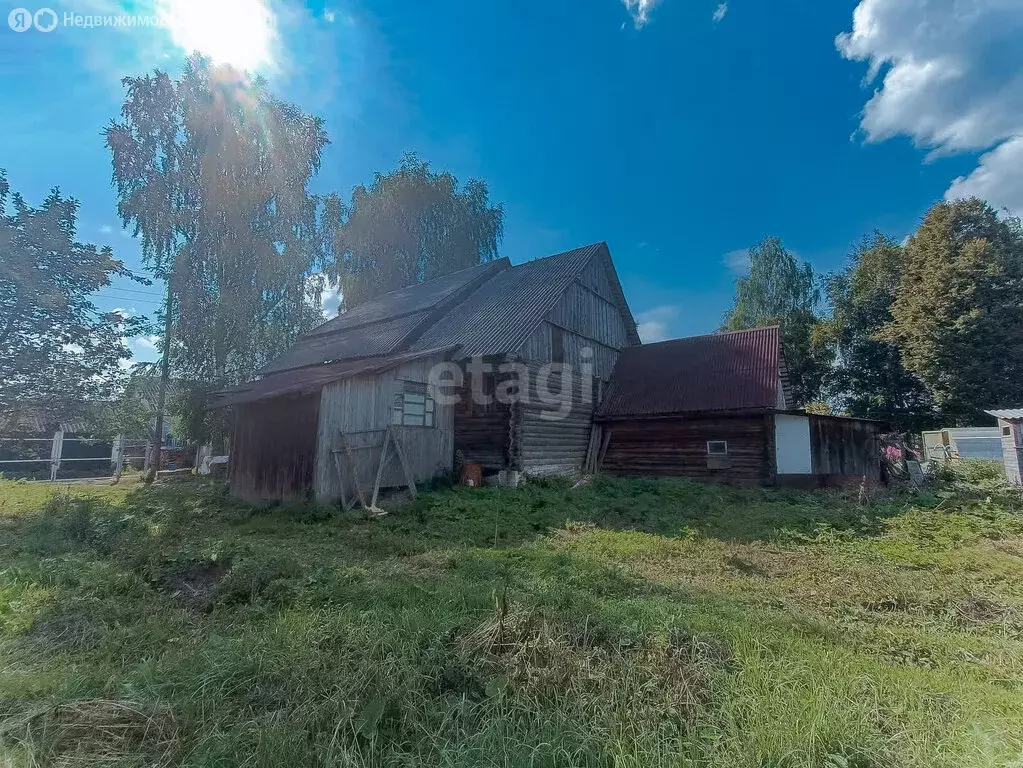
(111, 434), (125, 479)
(49, 429), (64, 481)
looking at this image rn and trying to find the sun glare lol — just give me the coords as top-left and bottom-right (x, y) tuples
(158, 0), (276, 72)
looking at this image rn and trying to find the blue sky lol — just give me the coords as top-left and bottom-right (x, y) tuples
(2, 0), (1021, 362)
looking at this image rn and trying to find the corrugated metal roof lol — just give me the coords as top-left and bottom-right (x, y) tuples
(985, 408), (1023, 421)
(597, 326), (781, 419)
(943, 427), (1001, 439)
(212, 347), (456, 407)
(412, 243), (606, 357)
(261, 312), (429, 374)
(233, 241), (635, 404)
(307, 259), (509, 337)
(258, 259), (510, 375)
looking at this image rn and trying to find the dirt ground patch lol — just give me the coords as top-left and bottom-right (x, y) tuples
(164, 560), (227, 611)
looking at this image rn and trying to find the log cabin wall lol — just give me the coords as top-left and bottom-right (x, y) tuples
(453, 369), (513, 471)
(230, 392), (320, 502)
(451, 363), (597, 476)
(314, 354), (454, 502)
(600, 414), (772, 485)
(516, 362), (599, 476)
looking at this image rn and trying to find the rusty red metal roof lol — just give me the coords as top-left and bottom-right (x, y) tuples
(597, 326), (781, 419)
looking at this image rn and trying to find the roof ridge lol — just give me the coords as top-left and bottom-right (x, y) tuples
(633, 324), (779, 349)
(342, 256), (511, 304)
(510, 241), (606, 268)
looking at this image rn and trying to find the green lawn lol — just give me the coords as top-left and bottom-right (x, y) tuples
(0, 467), (1021, 767)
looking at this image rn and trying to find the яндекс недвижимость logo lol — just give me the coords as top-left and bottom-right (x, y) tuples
(8, 7), (58, 31)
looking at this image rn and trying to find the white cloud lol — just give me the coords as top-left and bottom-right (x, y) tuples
(723, 248), (750, 276)
(320, 281), (342, 319)
(134, 335), (162, 352)
(946, 135), (1023, 215)
(636, 305), (678, 343)
(306, 273), (342, 319)
(837, 0), (1023, 214)
(712, 3), (728, 22)
(99, 224), (114, 234)
(622, 0), (660, 28)
(323, 8), (336, 22)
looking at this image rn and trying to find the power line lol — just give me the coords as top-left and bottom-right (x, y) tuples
(98, 286), (164, 297)
(97, 294), (164, 306)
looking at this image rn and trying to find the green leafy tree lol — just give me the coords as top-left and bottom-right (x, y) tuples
(0, 170), (144, 432)
(325, 153), (504, 308)
(881, 199), (1023, 424)
(820, 233), (936, 431)
(107, 57), (329, 452)
(724, 236), (831, 406)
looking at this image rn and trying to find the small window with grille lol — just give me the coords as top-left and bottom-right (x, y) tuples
(391, 381), (435, 427)
(706, 440), (728, 456)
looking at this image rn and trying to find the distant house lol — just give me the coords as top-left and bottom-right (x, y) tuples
(593, 326), (886, 487)
(983, 409), (1023, 484)
(213, 243), (640, 501)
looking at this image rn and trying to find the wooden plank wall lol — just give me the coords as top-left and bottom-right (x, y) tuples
(808, 416), (882, 480)
(997, 420), (1023, 484)
(517, 251), (633, 381)
(230, 393), (320, 502)
(600, 415), (770, 485)
(314, 355), (454, 502)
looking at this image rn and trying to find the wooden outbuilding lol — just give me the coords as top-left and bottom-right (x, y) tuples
(983, 409), (1023, 484)
(593, 327), (886, 487)
(213, 243), (640, 502)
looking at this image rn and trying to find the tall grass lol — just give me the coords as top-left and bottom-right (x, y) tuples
(0, 474), (1020, 766)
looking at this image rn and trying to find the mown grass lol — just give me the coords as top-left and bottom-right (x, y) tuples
(0, 466), (1021, 767)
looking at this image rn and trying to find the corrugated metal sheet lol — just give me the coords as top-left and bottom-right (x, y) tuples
(597, 326), (781, 418)
(212, 347), (455, 407)
(261, 312), (429, 374)
(241, 241), (634, 398)
(412, 243), (605, 357)
(307, 259), (509, 337)
(985, 408), (1023, 421)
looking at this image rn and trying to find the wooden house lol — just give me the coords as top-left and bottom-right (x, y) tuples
(983, 409), (1023, 484)
(214, 243), (640, 502)
(593, 326), (886, 487)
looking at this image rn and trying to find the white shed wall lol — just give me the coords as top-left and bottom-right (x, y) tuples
(775, 414), (812, 475)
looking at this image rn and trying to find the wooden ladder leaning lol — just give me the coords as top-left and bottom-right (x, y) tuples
(331, 426), (418, 514)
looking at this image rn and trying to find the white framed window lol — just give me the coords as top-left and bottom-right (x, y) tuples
(391, 381), (435, 427)
(706, 440), (728, 456)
